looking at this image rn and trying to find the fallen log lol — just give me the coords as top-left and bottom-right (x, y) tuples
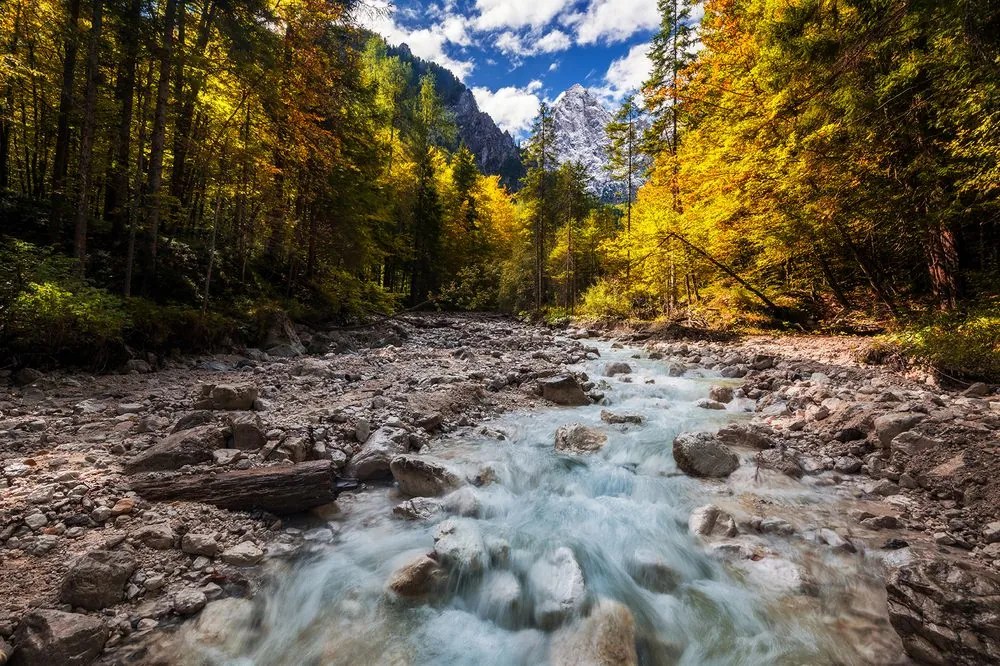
(130, 460), (337, 514)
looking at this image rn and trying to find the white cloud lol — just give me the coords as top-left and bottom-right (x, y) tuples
(568, 0), (660, 45)
(474, 0), (572, 31)
(472, 81), (546, 137)
(356, 2), (475, 80)
(549, 61), (560, 72)
(594, 41), (652, 104)
(494, 28), (572, 57)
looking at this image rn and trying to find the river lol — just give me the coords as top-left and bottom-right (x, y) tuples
(193, 339), (903, 665)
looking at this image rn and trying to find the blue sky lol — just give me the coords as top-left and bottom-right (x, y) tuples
(358, 0), (674, 138)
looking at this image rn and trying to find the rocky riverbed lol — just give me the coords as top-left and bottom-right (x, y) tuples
(0, 315), (998, 665)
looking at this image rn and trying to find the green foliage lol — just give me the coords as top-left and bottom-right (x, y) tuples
(879, 306), (1000, 382)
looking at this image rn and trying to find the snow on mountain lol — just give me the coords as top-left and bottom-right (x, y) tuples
(551, 84), (614, 197)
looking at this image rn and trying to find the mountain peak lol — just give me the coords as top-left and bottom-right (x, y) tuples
(567, 83), (587, 94)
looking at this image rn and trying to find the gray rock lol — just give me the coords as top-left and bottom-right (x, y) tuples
(696, 398), (727, 410)
(345, 426), (410, 480)
(390, 455), (463, 497)
(392, 497), (443, 521)
(689, 504), (738, 538)
(873, 412), (924, 447)
(529, 547), (587, 629)
(604, 362), (632, 377)
(220, 541), (264, 566)
(181, 533), (221, 557)
(983, 522), (1000, 544)
(540, 376), (591, 406)
(173, 588), (207, 615)
(125, 425), (226, 473)
(963, 382), (990, 397)
(626, 550), (679, 593)
(355, 418), (371, 443)
(554, 424), (608, 454)
(756, 448), (804, 478)
(833, 456), (863, 474)
(171, 410), (214, 433)
(131, 523), (176, 550)
(60, 550), (136, 610)
(227, 413), (267, 450)
(599, 410), (643, 425)
(196, 384), (258, 411)
(672, 432), (739, 478)
(715, 423), (775, 450)
(433, 518), (487, 572)
(12, 609), (108, 666)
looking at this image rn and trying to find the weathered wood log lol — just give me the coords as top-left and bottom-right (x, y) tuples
(130, 460), (336, 514)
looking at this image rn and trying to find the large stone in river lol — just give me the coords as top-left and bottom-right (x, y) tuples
(555, 424), (608, 454)
(529, 547), (587, 629)
(385, 554), (445, 598)
(540, 376), (591, 406)
(12, 609), (108, 666)
(549, 599), (638, 666)
(389, 454), (463, 497)
(345, 426), (410, 480)
(59, 549), (136, 610)
(688, 504), (738, 539)
(126, 425), (226, 472)
(433, 518), (487, 572)
(672, 432), (739, 478)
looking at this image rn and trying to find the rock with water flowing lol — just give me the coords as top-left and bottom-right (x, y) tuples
(672, 432), (740, 477)
(345, 426), (411, 480)
(555, 424), (608, 454)
(390, 454), (464, 497)
(476, 570), (523, 620)
(393, 497), (443, 521)
(689, 504), (739, 539)
(604, 362), (632, 377)
(540, 375), (591, 406)
(529, 547), (587, 629)
(600, 410), (643, 425)
(386, 553), (446, 598)
(433, 518), (488, 572)
(626, 550), (680, 593)
(709, 385), (734, 403)
(549, 599), (638, 666)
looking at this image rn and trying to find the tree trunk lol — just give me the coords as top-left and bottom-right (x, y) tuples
(51, 0), (83, 238)
(130, 460), (338, 514)
(143, 0), (179, 291)
(927, 221), (960, 310)
(104, 0), (142, 237)
(73, 0), (103, 271)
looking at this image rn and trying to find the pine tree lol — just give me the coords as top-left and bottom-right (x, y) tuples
(521, 102), (557, 310)
(605, 94), (646, 283)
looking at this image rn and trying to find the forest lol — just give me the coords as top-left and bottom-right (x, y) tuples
(0, 0), (998, 379)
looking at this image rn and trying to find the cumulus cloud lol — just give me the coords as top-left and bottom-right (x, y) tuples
(567, 0), (660, 45)
(494, 29), (572, 57)
(474, 0), (572, 31)
(472, 80), (546, 138)
(594, 41), (652, 104)
(356, 1), (475, 80)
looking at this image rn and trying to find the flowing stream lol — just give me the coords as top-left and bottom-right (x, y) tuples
(195, 340), (904, 665)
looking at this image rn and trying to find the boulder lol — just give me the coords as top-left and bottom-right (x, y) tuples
(833, 456), (863, 474)
(540, 376), (591, 406)
(549, 599), (638, 666)
(708, 385), (734, 403)
(59, 550), (136, 610)
(626, 550), (679, 593)
(604, 362), (632, 377)
(886, 557), (1000, 665)
(385, 554), (445, 598)
(12, 609), (108, 666)
(890, 431), (939, 458)
(131, 523), (176, 550)
(227, 413), (267, 450)
(345, 426), (410, 480)
(874, 412), (924, 448)
(672, 432), (739, 478)
(755, 448), (804, 478)
(195, 384), (259, 411)
(689, 504), (738, 538)
(529, 547), (587, 629)
(555, 424), (608, 454)
(477, 570), (522, 619)
(181, 532), (221, 557)
(433, 518), (487, 572)
(390, 455), (463, 497)
(696, 398), (726, 410)
(171, 410), (214, 433)
(125, 425), (226, 473)
(600, 410), (643, 425)
(221, 541), (264, 567)
(173, 588), (208, 616)
(715, 423), (775, 450)
(392, 497), (443, 521)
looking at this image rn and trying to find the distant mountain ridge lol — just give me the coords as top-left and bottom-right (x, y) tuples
(387, 44), (525, 188)
(550, 84), (615, 198)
